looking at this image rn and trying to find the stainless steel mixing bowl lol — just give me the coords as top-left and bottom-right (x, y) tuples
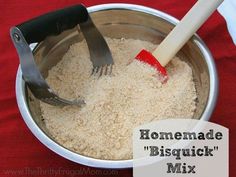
(15, 4), (218, 168)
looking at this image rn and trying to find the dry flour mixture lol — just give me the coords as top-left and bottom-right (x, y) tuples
(40, 38), (197, 160)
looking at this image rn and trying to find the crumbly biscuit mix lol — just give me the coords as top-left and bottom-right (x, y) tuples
(40, 38), (197, 160)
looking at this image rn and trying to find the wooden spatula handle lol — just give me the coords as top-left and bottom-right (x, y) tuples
(152, 0), (224, 67)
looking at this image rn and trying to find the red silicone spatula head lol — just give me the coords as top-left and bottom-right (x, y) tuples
(135, 49), (168, 83)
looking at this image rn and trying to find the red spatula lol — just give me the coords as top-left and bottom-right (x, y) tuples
(135, 0), (224, 83)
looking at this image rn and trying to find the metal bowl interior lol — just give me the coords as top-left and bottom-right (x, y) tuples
(15, 4), (218, 168)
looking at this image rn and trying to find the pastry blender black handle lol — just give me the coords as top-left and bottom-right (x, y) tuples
(16, 4), (88, 44)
